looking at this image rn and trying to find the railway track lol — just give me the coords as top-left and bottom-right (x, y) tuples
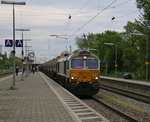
(80, 77), (150, 122)
(100, 77), (150, 103)
(99, 84), (150, 103)
(92, 96), (139, 122)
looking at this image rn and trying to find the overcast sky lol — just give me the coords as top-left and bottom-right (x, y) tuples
(0, 0), (140, 63)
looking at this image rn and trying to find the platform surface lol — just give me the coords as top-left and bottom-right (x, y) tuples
(0, 72), (75, 122)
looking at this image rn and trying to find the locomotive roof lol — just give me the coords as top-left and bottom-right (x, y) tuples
(69, 49), (99, 59)
(57, 49), (99, 62)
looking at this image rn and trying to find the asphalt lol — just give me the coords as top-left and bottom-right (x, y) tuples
(0, 72), (75, 122)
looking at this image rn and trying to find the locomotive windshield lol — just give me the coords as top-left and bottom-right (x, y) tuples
(86, 59), (98, 69)
(71, 59), (84, 69)
(71, 58), (98, 69)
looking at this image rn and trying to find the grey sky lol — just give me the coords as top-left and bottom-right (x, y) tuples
(0, 0), (140, 63)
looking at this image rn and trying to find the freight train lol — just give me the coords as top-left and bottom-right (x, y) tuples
(39, 49), (100, 96)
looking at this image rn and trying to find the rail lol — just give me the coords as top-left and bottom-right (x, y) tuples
(93, 97), (139, 122)
(100, 76), (150, 103)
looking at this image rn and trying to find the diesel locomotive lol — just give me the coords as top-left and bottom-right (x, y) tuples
(39, 49), (100, 96)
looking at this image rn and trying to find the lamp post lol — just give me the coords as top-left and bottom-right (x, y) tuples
(15, 29), (30, 81)
(1, 0), (26, 89)
(145, 38), (149, 81)
(130, 33), (149, 81)
(104, 43), (118, 78)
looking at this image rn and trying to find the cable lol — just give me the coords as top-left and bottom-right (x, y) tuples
(73, 0), (94, 15)
(103, 10), (139, 30)
(67, 0), (117, 39)
(110, 0), (132, 9)
(54, 0), (95, 53)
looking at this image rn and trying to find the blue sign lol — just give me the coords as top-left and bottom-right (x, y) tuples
(5, 39), (13, 47)
(16, 40), (23, 47)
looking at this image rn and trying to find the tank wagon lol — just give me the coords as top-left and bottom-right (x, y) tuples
(39, 49), (100, 96)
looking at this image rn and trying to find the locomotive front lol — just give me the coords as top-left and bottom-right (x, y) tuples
(68, 50), (100, 96)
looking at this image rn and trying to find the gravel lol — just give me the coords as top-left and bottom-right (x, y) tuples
(82, 98), (128, 122)
(81, 89), (150, 122)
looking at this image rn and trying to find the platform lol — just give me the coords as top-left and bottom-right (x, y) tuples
(0, 72), (76, 122)
(0, 72), (109, 122)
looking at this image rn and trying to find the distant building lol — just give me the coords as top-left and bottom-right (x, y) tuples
(0, 44), (2, 54)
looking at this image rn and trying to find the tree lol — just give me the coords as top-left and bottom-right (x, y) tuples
(74, 0), (150, 80)
(122, 0), (150, 80)
(75, 31), (124, 75)
(136, 0), (150, 23)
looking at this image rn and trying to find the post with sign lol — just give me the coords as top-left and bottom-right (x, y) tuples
(5, 39), (13, 47)
(16, 40), (23, 47)
(4, 39), (23, 87)
(16, 39), (23, 80)
(1, 0), (26, 89)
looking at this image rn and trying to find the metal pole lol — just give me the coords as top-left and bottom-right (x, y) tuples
(21, 31), (24, 80)
(83, 33), (86, 50)
(12, 4), (16, 88)
(25, 41), (27, 77)
(146, 39), (149, 81)
(69, 45), (72, 54)
(104, 42), (116, 77)
(1, 0), (26, 89)
(115, 44), (118, 78)
(106, 60), (108, 76)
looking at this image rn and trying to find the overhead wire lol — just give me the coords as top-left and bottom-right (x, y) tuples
(60, 0), (94, 36)
(52, 0), (94, 55)
(66, 0), (117, 40)
(50, 0), (119, 55)
(53, 0), (117, 56)
(109, 0), (132, 9)
(73, 0), (94, 15)
(103, 8), (139, 30)
(70, 0), (136, 37)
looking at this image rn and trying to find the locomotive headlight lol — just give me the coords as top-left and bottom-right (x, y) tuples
(93, 76), (99, 80)
(83, 56), (87, 59)
(71, 76), (77, 80)
(71, 76), (75, 80)
(95, 76), (99, 80)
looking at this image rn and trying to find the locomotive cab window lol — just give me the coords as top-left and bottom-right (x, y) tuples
(86, 59), (98, 69)
(71, 59), (84, 69)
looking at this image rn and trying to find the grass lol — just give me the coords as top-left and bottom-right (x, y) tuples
(103, 94), (146, 113)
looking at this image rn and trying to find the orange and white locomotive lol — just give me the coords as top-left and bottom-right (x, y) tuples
(40, 49), (100, 96)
